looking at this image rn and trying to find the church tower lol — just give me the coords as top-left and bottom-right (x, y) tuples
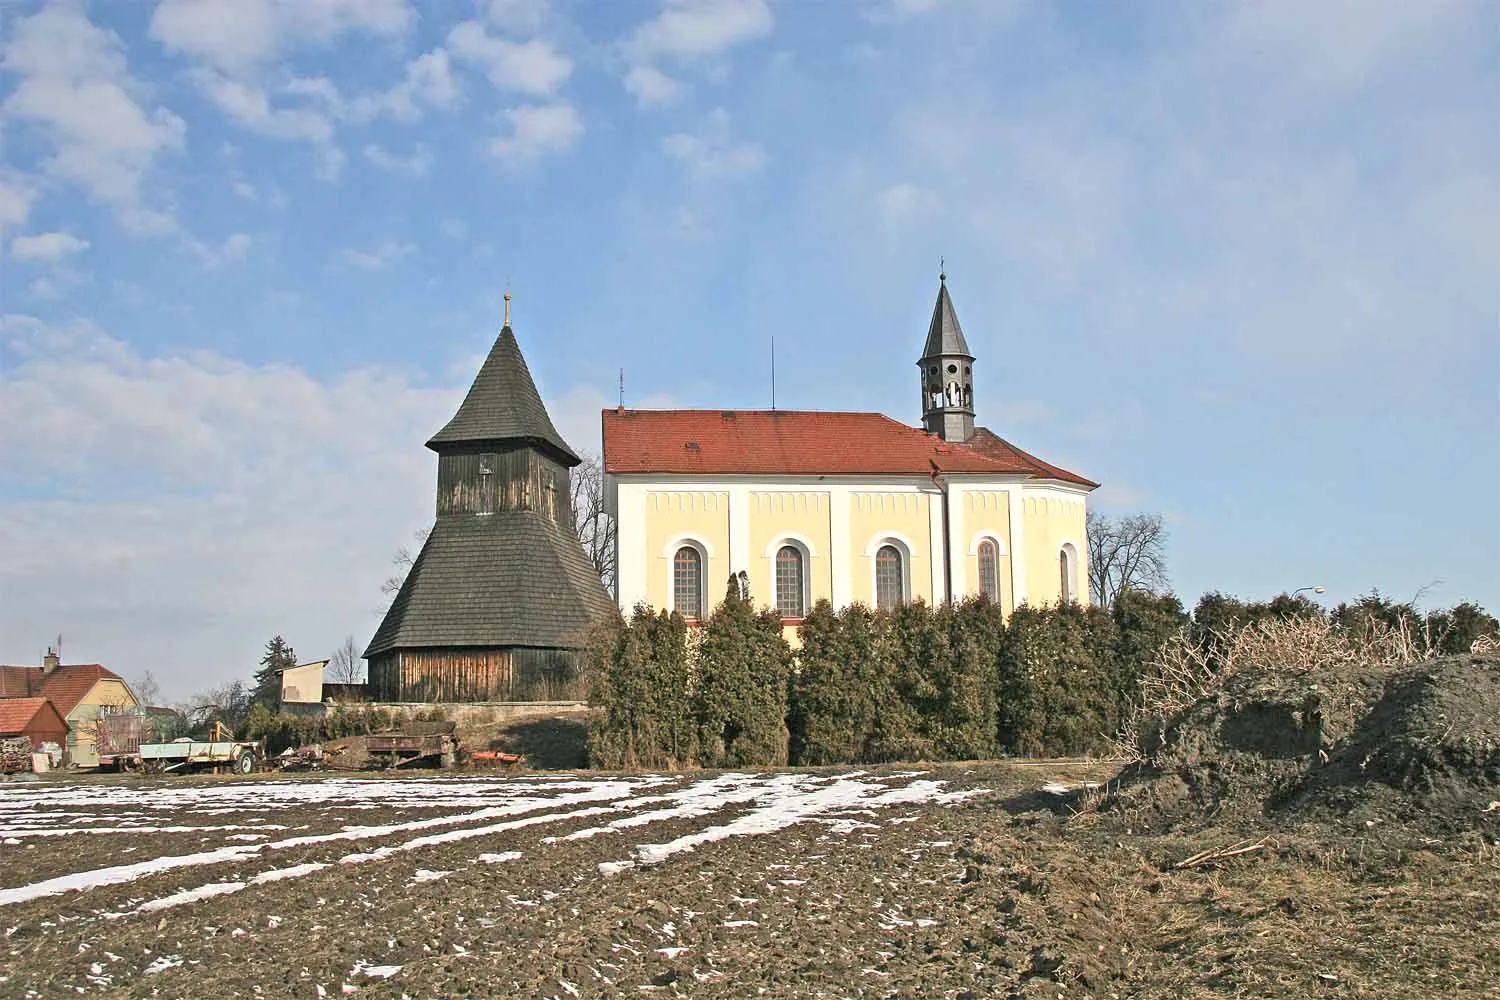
(917, 270), (975, 442)
(364, 296), (615, 702)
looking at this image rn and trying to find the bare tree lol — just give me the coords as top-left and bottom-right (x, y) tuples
(328, 634), (364, 684)
(178, 679), (252, 732)
(380, 526), (432, 609)
(1087, 510), (1169, 608)
(129, 670), (162, 708)
(571, 452), (617, 596)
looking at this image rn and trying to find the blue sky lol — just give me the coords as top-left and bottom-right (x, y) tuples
(1, 0), (1495, 699)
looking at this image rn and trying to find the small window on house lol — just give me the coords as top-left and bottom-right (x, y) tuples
(775, 545), (806, 619)
(674, 546), (703, 619)
(1060, 546), (1077, 604)
(875, 544), (904, 610)
(978, 540), (999, 602)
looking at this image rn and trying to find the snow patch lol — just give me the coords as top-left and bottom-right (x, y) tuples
(351, 961), (402, 979)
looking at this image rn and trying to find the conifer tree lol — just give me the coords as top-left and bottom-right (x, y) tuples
(694, 579), (792, 767)
(252, 636), (297, 708)
(789, 601), (862, 764)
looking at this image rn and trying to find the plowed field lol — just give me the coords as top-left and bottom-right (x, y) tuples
(1, 762), (1494, 998)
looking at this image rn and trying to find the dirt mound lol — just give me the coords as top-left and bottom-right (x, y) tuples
(1118, 653), (1500, 834)
(1287, 654), (1500, 827)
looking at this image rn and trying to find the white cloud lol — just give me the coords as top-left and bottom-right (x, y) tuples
(9, 230), (90, 262)
(622, 0), (772, 107)
(150, 0), (411, 73)
(154, 0), (448, 173)
(1, 3), (185, 230)
(194, 71), (336, 143)
(1224, 0), (1470, 94)
(488, 103), (583, 165)
(352, 48), (461, 122)
(624, 65), (685, 108)
(875, 183), (941, 230)
(625, 0), (773, 63)
(663, 108), (766, 181)
(363, 143), (433, 177)
(218, 232), (252, 265)
(181, 231), (253, 268)
(0, 312), (452, 696)
(342, 240), (415, 268)
(448, 21), (572, 96)
(886, 0), (945, 15)
(0, 174), (36, 230)
(149, 0), (280, 73)
(484, 0), (550, 32)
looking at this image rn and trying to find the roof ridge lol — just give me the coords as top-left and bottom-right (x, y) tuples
(606, 407), (909, 417)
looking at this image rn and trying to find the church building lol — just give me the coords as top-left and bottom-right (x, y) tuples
(602, 274), (1096, 627)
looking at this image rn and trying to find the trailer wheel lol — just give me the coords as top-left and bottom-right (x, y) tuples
(235, 750), (256, 775)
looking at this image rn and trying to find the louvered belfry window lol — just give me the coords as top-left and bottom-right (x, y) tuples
(875, 544), (904, 610)
(775, 545), (805, 619)
(674, 546), (702, 619)
(978, 539), (999, 602)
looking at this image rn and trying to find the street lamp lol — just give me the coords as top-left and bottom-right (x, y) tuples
(1292, 585), (1326, 598)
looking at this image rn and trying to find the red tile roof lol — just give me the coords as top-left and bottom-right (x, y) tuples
(0, 664), (125, 718)
(602, 409), (1096, 486)
(0, 697), (67, 736)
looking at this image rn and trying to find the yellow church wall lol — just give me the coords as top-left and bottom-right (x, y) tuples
(961, 490), (1015, 613)
(1021, 492), (1088, 606)
(642, 491), (730, 613)
(849, 492), (935, 605)
(747, 492), (832, 611)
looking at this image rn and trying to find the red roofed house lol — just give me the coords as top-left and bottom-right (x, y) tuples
(602, 274), (1097, 629)
(0, 650), (137, 766)
(0, 698), (69, 762)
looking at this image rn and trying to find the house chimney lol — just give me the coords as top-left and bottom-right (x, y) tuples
(43, 647), (60, 673)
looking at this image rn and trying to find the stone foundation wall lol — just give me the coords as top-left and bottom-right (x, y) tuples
(355, 701), (589, 731)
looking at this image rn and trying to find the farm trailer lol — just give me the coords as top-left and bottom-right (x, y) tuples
(137, 738), (266, 775)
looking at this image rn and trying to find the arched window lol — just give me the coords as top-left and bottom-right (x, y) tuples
(875, 544), (904, 610)
(775, 545), (805, 619)
(1059, 545), (1077, 605)
(978, 539), (999, 602)
(673, 546), (702, 619)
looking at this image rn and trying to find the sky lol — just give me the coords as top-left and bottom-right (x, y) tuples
(0, 0), (1495, 700)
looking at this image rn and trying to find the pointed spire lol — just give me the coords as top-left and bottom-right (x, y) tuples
(426, 325), (581, 465)
(921, 272), (971, 359)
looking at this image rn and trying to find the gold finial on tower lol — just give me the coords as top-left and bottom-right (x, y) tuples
(503, 291), (512, 327)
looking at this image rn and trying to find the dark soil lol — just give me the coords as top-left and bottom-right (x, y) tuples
(0, 655), (1495, 998)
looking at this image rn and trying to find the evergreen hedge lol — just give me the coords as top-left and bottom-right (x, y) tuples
(583, 588), (1497, 768)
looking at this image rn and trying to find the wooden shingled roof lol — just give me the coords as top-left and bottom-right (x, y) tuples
(426, 326), (580, 465)
(363, 512), (616, 658)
